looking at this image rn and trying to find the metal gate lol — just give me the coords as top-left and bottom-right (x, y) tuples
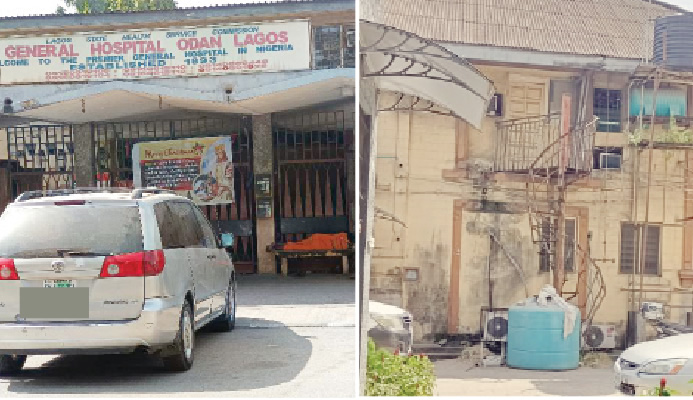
(4, 125), (75, 204)
(273, 110), (353, 273)
(92, 117), (257, 274)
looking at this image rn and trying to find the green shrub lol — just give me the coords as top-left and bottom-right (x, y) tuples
(646, 378), (680, 396)
(366, 338), (436, 396)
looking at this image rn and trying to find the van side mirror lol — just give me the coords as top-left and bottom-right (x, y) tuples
(220, 233), (235, 251)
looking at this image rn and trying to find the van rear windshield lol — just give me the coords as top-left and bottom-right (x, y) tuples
(0, 205), (143, 258)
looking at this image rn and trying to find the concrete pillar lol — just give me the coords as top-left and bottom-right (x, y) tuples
(73, 123), (94, 187)
(252, 114), (276, 274)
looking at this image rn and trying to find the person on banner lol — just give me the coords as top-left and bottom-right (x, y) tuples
(210, 144), (233, 201)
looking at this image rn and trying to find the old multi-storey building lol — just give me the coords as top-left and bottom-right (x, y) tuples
(362, 0), (693, 346)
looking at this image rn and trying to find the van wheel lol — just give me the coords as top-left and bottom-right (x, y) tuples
(0, 355), (26, 376)
(162, 302), (194, 372)
(210, 280), (236, 332)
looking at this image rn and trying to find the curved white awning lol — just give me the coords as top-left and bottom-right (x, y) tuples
(361, 20), (495, 130)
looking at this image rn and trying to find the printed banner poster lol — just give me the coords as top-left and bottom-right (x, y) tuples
(133, 137), (234, 205)
(0, 20), (309, 84)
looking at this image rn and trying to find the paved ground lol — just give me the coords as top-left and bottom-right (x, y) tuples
(434, 359), (621, 396)
(0, 274), (357, 398)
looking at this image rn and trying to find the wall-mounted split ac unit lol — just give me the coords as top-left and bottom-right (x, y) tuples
(484, 310), (509, 342)
(582, 324), (617, 350)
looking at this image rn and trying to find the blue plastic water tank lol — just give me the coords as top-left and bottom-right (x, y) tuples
(506, 297), (581, 370)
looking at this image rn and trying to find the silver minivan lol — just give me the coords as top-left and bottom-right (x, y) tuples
(0, 188), (236, 374)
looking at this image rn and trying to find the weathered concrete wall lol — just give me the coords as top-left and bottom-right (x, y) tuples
(73, 123), (94, 187)
(252, 114), (276, 274)
(370, 95), (456, 340)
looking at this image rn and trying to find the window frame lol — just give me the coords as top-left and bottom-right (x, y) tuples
(593, 147), (623, 170)
(619, 222), (661, 276)
(594, 88), (623, 133)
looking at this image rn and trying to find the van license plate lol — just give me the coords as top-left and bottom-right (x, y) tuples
(43, 280), (76, 288)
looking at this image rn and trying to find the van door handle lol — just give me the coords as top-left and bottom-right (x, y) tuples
(207, 255), (217, 260)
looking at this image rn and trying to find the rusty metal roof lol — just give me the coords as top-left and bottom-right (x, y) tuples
(361, 0), (685, 60)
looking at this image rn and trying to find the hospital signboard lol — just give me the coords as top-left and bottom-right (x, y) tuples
(0, 20), (309, 84)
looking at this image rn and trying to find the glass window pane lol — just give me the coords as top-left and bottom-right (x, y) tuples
(0, 205), (143, 257)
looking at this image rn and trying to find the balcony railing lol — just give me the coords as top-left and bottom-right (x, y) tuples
(495, 113), (595, 174)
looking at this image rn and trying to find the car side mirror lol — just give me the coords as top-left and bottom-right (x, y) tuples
(220, 233), (235, 253)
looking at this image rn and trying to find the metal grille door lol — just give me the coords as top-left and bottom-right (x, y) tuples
(93, 117), (257, 273)
(273, 110), (352, 272)
(6, 125), (75, 196)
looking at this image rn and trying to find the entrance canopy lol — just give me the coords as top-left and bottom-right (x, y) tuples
(8, 69), (354, 124)
(360, 20), (494, 129)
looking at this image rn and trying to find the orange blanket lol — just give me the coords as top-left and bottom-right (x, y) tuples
(283, 233), (349, 251)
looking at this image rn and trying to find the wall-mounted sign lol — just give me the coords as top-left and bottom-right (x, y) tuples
(255, 173), (272, 198)
(0, 20), (310, 85)
(404, 268), (419, 281)
(132, 136), (234, 205)
(257, 198), (272, 218)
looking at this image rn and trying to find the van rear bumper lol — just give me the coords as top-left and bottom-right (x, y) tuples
(0, 298), (181, 355)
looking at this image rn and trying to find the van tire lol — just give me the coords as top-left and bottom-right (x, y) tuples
(210, 280), (236, 332)
(162, 302), (194, 372)
(0, 355), (26, 376)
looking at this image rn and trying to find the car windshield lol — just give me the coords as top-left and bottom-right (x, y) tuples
(0, 204), (143, 258)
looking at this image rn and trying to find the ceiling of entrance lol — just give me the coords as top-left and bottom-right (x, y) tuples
(10, 74), (354, 124)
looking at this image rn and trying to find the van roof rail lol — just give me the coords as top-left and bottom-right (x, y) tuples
(14, 187), (176, 202)
(131, 188), (176, 199)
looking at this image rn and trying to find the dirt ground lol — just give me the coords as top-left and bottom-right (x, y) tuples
(434, 358), (621, 396)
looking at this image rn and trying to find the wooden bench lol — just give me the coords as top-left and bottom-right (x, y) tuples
(270, 248), (354, 276)
(269, 216), (353, 276)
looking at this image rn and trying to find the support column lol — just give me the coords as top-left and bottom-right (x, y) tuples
(681, 149), (693, 288)
(252, 114), (276, 274)
(73, 123), (94, 187)
(447, 199), (465, 334)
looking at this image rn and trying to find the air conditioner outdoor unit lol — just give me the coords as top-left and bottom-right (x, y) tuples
(484, 310), (509, 342)
(641, 302), (665, 321)
(582, 324), (617, 350)
(487, 94), (503, 117)
(599, 153), (622, 170)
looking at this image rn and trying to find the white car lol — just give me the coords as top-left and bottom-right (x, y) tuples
(614, 333), (693, 396)
(367, 301), (413, 354)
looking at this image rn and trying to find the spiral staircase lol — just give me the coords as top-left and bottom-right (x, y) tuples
(496, 113), (606, 326)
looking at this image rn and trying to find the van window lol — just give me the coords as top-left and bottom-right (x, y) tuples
(155, 202), (205, 248)
(155, 203), (184, 249)
(0, 205), (143, 258)
(191, 205), (218, 249)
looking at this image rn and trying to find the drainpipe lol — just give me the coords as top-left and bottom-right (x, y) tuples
(638, 75), (660, 322)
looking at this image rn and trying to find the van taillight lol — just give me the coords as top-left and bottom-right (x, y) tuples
(0, 259), (19, 280)
(99, 250), (165, 278)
